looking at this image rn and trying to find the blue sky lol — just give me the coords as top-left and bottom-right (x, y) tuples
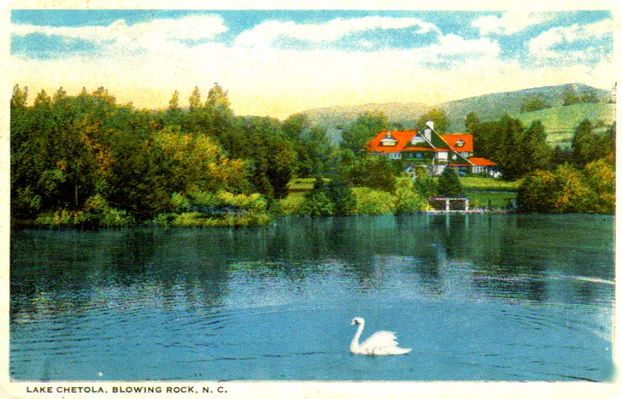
(10, 9), (615, 117)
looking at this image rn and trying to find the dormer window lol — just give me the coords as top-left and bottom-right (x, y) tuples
(380, 131), (397, 146)
(455, 140), (465, 148)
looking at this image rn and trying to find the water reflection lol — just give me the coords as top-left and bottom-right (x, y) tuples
(11, 214), (614, 323)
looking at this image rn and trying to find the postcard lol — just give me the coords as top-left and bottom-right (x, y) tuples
(1, 1), (620, 398)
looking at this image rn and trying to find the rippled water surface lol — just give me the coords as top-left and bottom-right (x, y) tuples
(11, 214), (614, 381)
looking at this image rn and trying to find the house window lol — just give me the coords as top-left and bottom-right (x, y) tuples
(415, 152), (422, 158)
(388, 153), (401, 160)
(437, 152), (448, 161)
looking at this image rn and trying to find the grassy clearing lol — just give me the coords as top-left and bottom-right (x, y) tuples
(287, 177), (330, 192)
(459, 176), (521, 191)
(466, 190), (517, 209)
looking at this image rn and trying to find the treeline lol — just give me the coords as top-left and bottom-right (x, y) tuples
(517, 120), (615, 214)
(464, 111), (614, 214)
(519, 86), (607, 113)
(10, 84), (434, 227)
(10, 82), (615, 227)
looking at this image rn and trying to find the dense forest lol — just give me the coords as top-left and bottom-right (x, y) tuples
(10, 84), (615, 228)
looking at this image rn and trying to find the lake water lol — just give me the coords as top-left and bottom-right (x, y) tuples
(10, 214), (614, 381)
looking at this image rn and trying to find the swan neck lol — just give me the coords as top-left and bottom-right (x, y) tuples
(351, 321), (365, 351)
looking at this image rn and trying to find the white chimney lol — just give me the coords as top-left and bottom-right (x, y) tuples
(425, 120), (434, 130)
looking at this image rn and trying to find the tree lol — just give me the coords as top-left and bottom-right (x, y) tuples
(166, 90), (183, 126)
(417, 108), (449, 132)
(497, 115), (525, 180)
(107, 128), (173, 220)
(584, 159), (615, 214)
(562, 86), (581, 106)
(189, 86), (202, 111)
(203, 83), (235, 140)
(236, 117), (297, 199)
(465, 111), (480, 133)
(518, 164), (598, 214)
(154, 127), (250, 195)
(326, 178), (356, 216)
(11, 84), (28, 108)
(438, 167), (463, 197)
(341, 112), (388, 153)
(168, 90), (180, 111)
(520, 96), (550, 113)
(517, 170), (557, 213)
(414, 168), (438, 199)
(571, 119), (601, 167)
(299, 177), (334, 216)
(394, 178), (426, 214)
(205, 83), (230, 109)
(347, 155), (396, 192)
(521, 120), (551, 173)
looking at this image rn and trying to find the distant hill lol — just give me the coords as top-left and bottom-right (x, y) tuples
(302, 101), (430, 130)
(441, 83), (610, 132)
(513, 102), (615, 149)
(299, 83), (612, 143)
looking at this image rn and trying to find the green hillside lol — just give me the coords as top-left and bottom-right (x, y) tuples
(440, 83), (609, 132)
(297, 83), (611, 137)
(513, 103), (615, 148)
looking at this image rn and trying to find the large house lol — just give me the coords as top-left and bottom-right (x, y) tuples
(367, 121), (499, 177)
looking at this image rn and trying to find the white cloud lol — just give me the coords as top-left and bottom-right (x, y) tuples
(419, 34), (500, 59)
(11, 15), (228, 45)
(10, 16), (614, 118)
(472, 12), (556, 36)
(528, 19), (613, 61)
(234, 16), (440, 48)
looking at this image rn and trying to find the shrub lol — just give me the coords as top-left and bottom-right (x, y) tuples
(279, 193), (305, 215)
(300, 190), (334, 216)
(352, 187), (395, 215)
(83, 194), (134, 227)
(170, 192), (190, 212)
(394, 178), (429, 213)
(584, 159), (615, 214)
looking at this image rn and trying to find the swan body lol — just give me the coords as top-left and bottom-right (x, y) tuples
(350, 317), (411, 356)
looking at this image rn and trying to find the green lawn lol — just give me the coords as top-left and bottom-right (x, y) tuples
(466, 190), (517, 209)
(459, 176), (521, 191)
(285, 176), (520, 211)
(287, 177), (330, 192)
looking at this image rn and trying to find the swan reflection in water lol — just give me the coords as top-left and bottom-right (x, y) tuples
(350, 317), (411, 356)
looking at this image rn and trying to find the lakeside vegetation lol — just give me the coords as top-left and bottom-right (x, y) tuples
(10, 83), (615, 228)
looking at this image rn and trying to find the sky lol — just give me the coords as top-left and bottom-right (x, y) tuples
(9, 9), (616, 118)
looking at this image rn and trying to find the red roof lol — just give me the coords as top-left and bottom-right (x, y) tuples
(368, 129), (477, 155)
(468, 157), (497, 166)
(367, 130), (417, 153)
(441, 133), (473, 153)
(401, 146), (445, 152)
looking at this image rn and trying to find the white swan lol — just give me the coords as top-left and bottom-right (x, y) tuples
(350, 317), (411, 356)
